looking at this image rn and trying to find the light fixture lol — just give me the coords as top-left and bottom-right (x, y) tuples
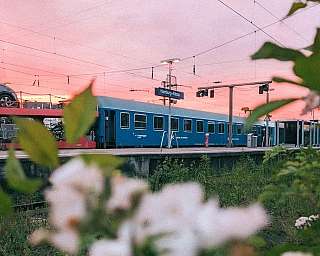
(160, 58), (181, 65)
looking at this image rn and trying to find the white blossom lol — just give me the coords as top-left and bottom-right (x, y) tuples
(45, 186), (87, 229)
(132, 182), (267, 254)
(295, 214), (319, 229)
(281, 252), (313, 256)
(49, 158), (104, 194)
(29, 228), (50, 246)
(89, 239), (131, 256)
(106, 176), (148, 212)
(134, 182), (203, 243)
(302, 91), (320, 115)
(195, 199), (224, 247)
(50, 229), (79, 255)
(30, 228), (80, 254)
(308, 214), (319, 221)
(295, 216), (312, 229)
(155, 228), (198, 256)
(196, 201), (268, 248)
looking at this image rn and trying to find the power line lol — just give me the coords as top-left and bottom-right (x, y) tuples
(181, 0), (318, 63)
(3, 0), (111, 39)
(0, 19), (159, 67)
(2, 61), (67, 77)
(0, 66), (34, 76)
(216, 0), (284, 46)
(254, 0), (309, 43)
(0, 1), (318, 86)
(0, 37), (161, 82)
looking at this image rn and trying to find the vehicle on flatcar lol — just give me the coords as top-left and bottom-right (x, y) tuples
(95, 96), (275, 148)
(0, 83), (19, 107)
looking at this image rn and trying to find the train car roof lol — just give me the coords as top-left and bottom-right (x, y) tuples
(97, 96), (272, 126)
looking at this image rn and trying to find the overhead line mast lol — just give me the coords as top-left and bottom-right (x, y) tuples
(197, 80), (272, 147)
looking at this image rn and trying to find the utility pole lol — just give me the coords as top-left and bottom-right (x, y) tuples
(160, 58), (180, 148)
(197, 80), (272, 148)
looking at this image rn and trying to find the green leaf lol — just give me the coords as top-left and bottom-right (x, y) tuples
(287, 2), (307, 16)
(294, 53), (320, 92)
(246, 98), (299, 129)
(251, 42), (305, 61)
(15, 118), (59, 168)
(0, 188), (12, 216)
(247, 235), (267, 249)
(273, 76), (306, 87)
(313, 28), (320, 53)
(81, 154), (124, 176)
(5, 149), (42, 193)
(303, 29), (320, 53)
(64, 81), (97, 143)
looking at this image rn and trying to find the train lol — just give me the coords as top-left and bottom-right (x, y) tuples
(1, 87), (319, 149)
(95, 96), (276, 148)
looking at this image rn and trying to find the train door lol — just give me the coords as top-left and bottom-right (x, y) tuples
(104, 110), (116, 147)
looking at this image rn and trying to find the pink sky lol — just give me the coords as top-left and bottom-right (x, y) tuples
(0, 0), (319, 120)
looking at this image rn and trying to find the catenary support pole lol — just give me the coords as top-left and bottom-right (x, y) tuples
(265, 90), (270, 147)
(296, 120), (300, 147)
(168, 62), (172, 149)
(197, 80), (272, 148)
(228, 86), (234, 147)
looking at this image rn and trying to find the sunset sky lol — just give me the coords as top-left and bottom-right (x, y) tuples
(0, 0), (319, 120)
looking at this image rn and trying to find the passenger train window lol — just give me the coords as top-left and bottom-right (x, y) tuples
(171, 117), (179, 131)
(120, 112), (130, 129)
(154, 116), (164, 130)
(218, 123), (225, 134)
(134, 114), (147, 129)
(237, 125), (244, 135)
(184, 119), (192, 132)
(196, 120), (204, 133)
(208, 121), (215, 133)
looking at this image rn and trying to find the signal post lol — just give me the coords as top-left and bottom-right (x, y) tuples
(197, 80), (272, 147)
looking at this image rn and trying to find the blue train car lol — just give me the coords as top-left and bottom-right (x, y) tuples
(96, 96), (273, 148)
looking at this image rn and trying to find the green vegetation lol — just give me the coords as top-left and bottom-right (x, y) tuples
(149, 148), (320, 255)
(1, 147), (320, 255)
(150, 155), (270, 207)
(0, 210), (63, 256)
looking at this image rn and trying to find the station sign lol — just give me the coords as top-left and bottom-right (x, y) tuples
(155, 87), (184, 100)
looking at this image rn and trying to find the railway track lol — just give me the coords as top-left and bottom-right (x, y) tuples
(13, 200), (47, 211)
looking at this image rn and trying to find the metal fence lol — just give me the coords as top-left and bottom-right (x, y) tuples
(0, 124), (18, 140)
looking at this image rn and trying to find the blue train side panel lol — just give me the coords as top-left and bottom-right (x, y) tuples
(96, 96), (274, 148)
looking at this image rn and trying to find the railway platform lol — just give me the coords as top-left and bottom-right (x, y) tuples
(0, 146), (274, 160)
(0, 147), (280, 177)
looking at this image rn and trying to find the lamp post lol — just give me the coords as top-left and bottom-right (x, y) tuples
(160, 58), (180, 148)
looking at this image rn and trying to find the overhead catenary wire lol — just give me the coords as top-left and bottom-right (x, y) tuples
(0, 1), (318, 94)
(254, 0), (309, 43)
(0, 18), (159, 67)
(3, 0), (112, 39)
(0, 19), (283, 80)
(253, 0), (257, 79)
(1, 2), (317, 82)
(215, 0), (284, 46)
(0, 38), (161, 82)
